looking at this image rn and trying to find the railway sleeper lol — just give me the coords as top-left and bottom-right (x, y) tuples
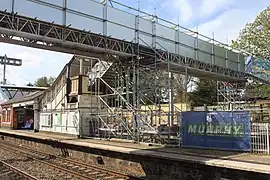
(88, 171), (99, 175)
(96, 173), (109, 177)
(84, 169), (94, 173)
(66, 164), (75, 167)
(71, 165), (79, 169)
(78, 167), (86, 171)
(0, 167), (10, 172)
(0, 170), (13, 176)
(1, 173), (22, 179)
(103, 175), (119, 179)
(1, 142), (133, 180)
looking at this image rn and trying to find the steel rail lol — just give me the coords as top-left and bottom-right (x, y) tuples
(25, 145), (136, 179)
(0, 160), (38, 180)
(0, 144), (98, 180)
(1, 142), (142, 180)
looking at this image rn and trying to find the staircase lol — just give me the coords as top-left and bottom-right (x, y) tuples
(245, 57), (270, 85)
(88, 59), (113, 86)
(246, 73), (270, 85)
(86, 60), (171, 143)
(217, 81), (244, 110)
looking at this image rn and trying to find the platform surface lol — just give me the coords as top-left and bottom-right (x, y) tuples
(1, 129), (270, 175)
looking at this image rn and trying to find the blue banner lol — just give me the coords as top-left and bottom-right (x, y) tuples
(181, 111), (251, 151)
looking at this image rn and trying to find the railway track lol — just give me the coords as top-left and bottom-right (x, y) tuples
(0, 160), (37, 180)
(0, 142), (143, 180)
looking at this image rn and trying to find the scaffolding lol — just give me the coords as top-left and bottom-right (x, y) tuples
(76, 52), (188, 144)
(216, 76), (270, 124)
(217, 81), (245, 110)
(0, 0), (254, 144)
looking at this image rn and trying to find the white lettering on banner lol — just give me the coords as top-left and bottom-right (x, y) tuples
(187, 123), (246, 137)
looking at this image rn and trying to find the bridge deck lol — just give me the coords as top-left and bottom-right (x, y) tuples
(0, 0), (247, 82)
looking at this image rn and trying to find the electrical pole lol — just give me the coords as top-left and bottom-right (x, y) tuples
(0, 54), (22, 85)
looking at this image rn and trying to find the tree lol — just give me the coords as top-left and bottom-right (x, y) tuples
(173, 74), (191, 103)
(244, 82), (270, 100)
(232, 6), (270, 59)
(232, 6), (270, 99)
(137, 70), (191, 104)
(188, 79), (217, 107)
(34, 76), (55, 87)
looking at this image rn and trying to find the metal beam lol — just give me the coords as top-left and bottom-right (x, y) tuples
(0, 27), (134, 57)
(0, 85), (48, 90)
(0, 10), (247, 81)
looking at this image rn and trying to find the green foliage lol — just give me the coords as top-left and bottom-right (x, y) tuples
(244, 82), (270, 100)
(138, 70), (190, 104)
(34, 76), (55, 87)
(173, 74), (191, 103)
(232, 6), (270, 99)
(232, 6), (270, 59)
(253, 83), (270, 99)
(188, 79), (217, 107)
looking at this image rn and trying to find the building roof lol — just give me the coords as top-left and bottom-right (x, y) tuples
(0, 85), (48, 90)
(0, 84), (48, 106)
(2, 91), (44, 106)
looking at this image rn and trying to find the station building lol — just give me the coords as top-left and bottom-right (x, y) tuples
(0, 86), (47, 129)
(0, 91), (43, 129)
(38, 55), (106, 136)
(0, 55), (90, 134)
(0, 55), (111, 136)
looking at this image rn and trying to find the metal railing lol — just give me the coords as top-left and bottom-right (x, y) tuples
(251, 122), (270, 154)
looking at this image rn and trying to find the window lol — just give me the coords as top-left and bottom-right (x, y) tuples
(2, 110), (6, 122)
(6, 109), (10, 123)
(9, 109), (12, 123)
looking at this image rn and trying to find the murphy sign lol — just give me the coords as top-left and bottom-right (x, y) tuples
(181, 111), (251, 151)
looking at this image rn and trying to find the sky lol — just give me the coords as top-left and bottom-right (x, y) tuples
(0, 0), (268, 86)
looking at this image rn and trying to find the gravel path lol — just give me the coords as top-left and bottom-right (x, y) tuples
(0, 146), (80, 180)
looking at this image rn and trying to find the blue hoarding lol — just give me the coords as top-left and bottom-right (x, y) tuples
(181, 111), (251, 151)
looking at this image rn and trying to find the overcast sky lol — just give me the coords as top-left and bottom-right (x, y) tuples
(0, 0), (268, 86)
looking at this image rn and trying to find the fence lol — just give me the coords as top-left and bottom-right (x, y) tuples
(251, 122), (270, 154)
